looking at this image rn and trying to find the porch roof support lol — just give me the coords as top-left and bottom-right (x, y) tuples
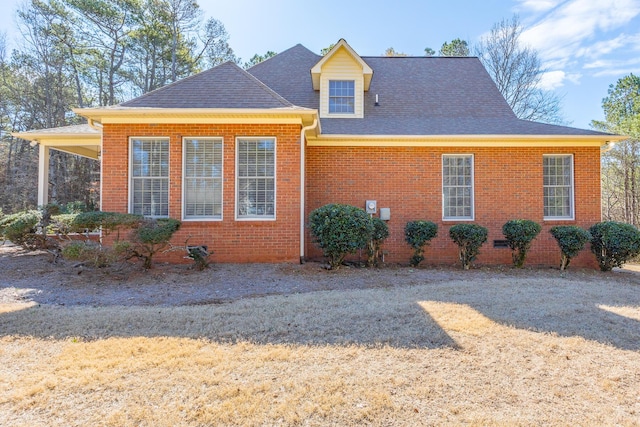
(38, 144), (50, 207)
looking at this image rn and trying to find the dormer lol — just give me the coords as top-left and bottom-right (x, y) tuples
(311, 39), (373, 119)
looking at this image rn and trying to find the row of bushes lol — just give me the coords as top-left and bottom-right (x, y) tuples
(0, 207), (203, 270)
(309, 203), (640, 271)
(3, 203), (640, 272)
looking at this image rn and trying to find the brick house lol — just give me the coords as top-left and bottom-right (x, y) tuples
(15, 40), (623, 267)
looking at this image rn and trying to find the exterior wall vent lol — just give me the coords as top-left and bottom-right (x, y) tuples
(493, 240), (509, 248)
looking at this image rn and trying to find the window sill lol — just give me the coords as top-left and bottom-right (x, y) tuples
(543, 217), (575, 222)
(235, 217), (276, 222)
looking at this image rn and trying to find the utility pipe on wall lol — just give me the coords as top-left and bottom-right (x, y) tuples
(299, 118), (318, 263)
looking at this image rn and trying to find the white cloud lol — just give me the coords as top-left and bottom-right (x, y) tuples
(539, 70), (566, 89)
(584, 57), (640, 70)
(516, 0), (563, 12)
(538, 70), (582, 89)
(521, 0), (640, 61)
(593, 67), (640, 77)
(575, 34), (629, 58)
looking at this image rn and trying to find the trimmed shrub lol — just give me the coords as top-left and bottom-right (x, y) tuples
(404, 220), (438, 267)
(0, 210), (41, 248)
(502, 219), (542, 268)
(72, 211), (143, 238)
(63, 200), (95, 214)
(549, 226), (591, 270)
(129, 218), (181, 269)
(589, 221), (640, 271)
(62, 240), (132, 268)
(49, 214), (80, 236)
(449, 223), (488, 270)
(367, 217), (389, 267)
(309, 204), (374, 270)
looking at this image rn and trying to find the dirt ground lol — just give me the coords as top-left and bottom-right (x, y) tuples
(2, 241), (639, 307)
(1, 242), (640, 426)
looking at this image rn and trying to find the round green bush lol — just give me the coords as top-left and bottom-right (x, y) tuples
(367, 217), (389, 267)
(589, 221), (640, 271)
(309, 204), (374, 270)
(502, 219), (541, 268)
(404, 220), (438, 266)
(549, 226), (591, 270)
(449, 223), (488, 270)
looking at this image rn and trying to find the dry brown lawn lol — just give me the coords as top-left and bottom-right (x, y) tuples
(1, 272), (640, 425)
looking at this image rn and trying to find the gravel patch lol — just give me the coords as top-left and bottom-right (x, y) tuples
(2, 241), (640, 307)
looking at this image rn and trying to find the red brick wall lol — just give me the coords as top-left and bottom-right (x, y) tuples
(305, 146), (601, 268)
(101, 123), (302, 263)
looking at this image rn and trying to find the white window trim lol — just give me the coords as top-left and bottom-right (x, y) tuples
(128, 136), (170, 218)
(543, 154), (575, 221)
(442, 154), (475, 221)
(181, 137), (224, 222)
(328, 79), (356, 116)
(235, 136), (277, 221)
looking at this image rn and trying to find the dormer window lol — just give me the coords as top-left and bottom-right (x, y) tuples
(311, 39), (373, 119)
(329, 80), (355, 114)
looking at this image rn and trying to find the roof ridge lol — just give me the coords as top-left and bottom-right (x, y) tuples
(359, 55), (480, 59)
(229, 61), (294, 108)
(247, 44), (321, 71)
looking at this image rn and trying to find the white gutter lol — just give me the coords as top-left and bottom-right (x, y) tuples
(299, 118), (318, 263)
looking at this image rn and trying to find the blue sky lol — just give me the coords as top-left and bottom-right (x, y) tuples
(1, 0), (639, 129)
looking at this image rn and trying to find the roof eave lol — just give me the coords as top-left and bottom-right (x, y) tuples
(307, 133), (626, 147)
(12, 131), (101, 142)
(73, 107), (319, 125)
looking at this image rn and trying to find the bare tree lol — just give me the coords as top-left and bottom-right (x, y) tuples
(198, 17), (237, 67)
(161, 0), (201, 81)
(475, 16), (563, 124)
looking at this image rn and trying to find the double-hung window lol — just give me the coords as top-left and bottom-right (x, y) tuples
(543, 154), (574, 219)
(130, 137), (169, 217)
(236, 137), (276, 220)
(183, 138), (223, 220)
(329, 80), (355, 114)
(442, 154), (474, 220)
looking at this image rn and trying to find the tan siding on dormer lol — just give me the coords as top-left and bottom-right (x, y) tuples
(319, 47), (364, 119)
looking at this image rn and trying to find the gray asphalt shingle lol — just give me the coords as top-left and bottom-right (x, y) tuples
(121, 62), (294, 109)
(249, 44), (608, 136)
(118, 43), (610, 137)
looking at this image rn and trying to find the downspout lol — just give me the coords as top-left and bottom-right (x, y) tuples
(88, 118), (103, 130)
(300, 118), (318, 264)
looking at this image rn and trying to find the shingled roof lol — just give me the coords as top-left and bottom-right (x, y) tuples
(249, 44), (608, 136)
(121, 61), (294, 109)
(115, 43), (610, 137)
